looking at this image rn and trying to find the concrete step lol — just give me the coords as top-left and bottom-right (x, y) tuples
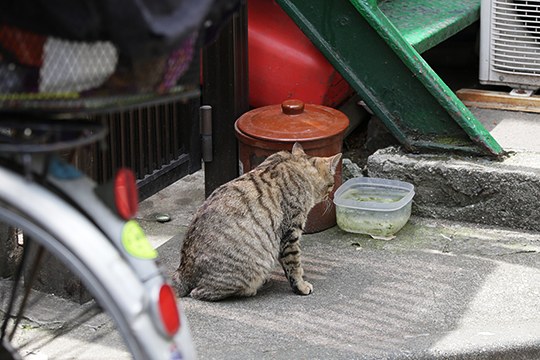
(367, 107), (540, 232)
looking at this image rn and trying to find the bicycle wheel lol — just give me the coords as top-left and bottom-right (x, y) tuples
(0, 165), (195, 359)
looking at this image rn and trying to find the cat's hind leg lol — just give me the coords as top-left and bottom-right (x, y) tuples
(189, 277), (264, 301)
(279, 227), (313, 295)
(189, 286), (235, 301)
(189, 285), (260, 301)
(171, 269), (193, 298)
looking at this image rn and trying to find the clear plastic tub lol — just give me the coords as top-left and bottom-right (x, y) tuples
(333, 177), (415, 240)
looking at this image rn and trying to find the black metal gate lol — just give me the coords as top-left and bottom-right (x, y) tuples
(73, 96), (201, 200)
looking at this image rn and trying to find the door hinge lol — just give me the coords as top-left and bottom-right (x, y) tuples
(200, 105), (213, 162)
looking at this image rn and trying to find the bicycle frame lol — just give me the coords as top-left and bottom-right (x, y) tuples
(0, 150), (196, 359)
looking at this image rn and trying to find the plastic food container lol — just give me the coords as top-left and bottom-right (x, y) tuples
(333, 177), (415, 240)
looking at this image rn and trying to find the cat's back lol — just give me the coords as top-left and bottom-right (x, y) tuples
(190, 153), (291, 230)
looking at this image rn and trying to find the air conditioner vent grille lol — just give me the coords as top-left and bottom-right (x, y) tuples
(492, 0), (540, 76)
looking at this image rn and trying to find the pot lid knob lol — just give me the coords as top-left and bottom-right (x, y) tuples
(281, 99), (304, 115)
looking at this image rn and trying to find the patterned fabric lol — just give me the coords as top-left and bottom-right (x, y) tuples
(159, 32), (198, 92)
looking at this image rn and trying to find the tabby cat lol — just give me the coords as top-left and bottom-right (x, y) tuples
(173, 142), (341, 301)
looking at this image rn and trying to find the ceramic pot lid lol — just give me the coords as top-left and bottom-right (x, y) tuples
(236, 99), (349, 142)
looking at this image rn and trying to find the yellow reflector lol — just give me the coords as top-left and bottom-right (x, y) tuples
(121, 220), (157, 259)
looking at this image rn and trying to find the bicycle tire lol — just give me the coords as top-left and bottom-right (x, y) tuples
(0, 164), (195, 359)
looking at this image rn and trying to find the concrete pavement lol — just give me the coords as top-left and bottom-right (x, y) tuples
(139, 168), (540, 360)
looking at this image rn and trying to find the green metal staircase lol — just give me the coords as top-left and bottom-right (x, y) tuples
(276, 0), (504, 156)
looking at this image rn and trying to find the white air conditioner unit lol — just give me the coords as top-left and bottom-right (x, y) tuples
(479, 0), (540, 90)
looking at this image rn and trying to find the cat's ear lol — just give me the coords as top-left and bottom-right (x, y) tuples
(328, 153), (342, 175)
(291, 142), (305, 156)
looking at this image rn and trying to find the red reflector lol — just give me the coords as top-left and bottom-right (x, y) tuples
(114, 168), (139, 220)
(159, 284), (181, 336)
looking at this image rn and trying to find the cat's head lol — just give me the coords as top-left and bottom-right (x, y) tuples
(291, 142), (342, 202)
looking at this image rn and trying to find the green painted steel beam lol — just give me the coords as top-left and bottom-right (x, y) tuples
(276, 0), (504, 156)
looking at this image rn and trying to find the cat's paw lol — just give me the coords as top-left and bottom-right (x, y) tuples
(293, 280), (313, 296)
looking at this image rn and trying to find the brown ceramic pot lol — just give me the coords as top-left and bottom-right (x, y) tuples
(235, 99), (349, 233)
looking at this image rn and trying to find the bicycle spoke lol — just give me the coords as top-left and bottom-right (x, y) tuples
(0, 234), (32, 343)
(0, 338), (22, 360)
(9, 239), (45, 342)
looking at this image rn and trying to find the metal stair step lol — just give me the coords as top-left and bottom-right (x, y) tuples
(379, 0), (480, 53)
